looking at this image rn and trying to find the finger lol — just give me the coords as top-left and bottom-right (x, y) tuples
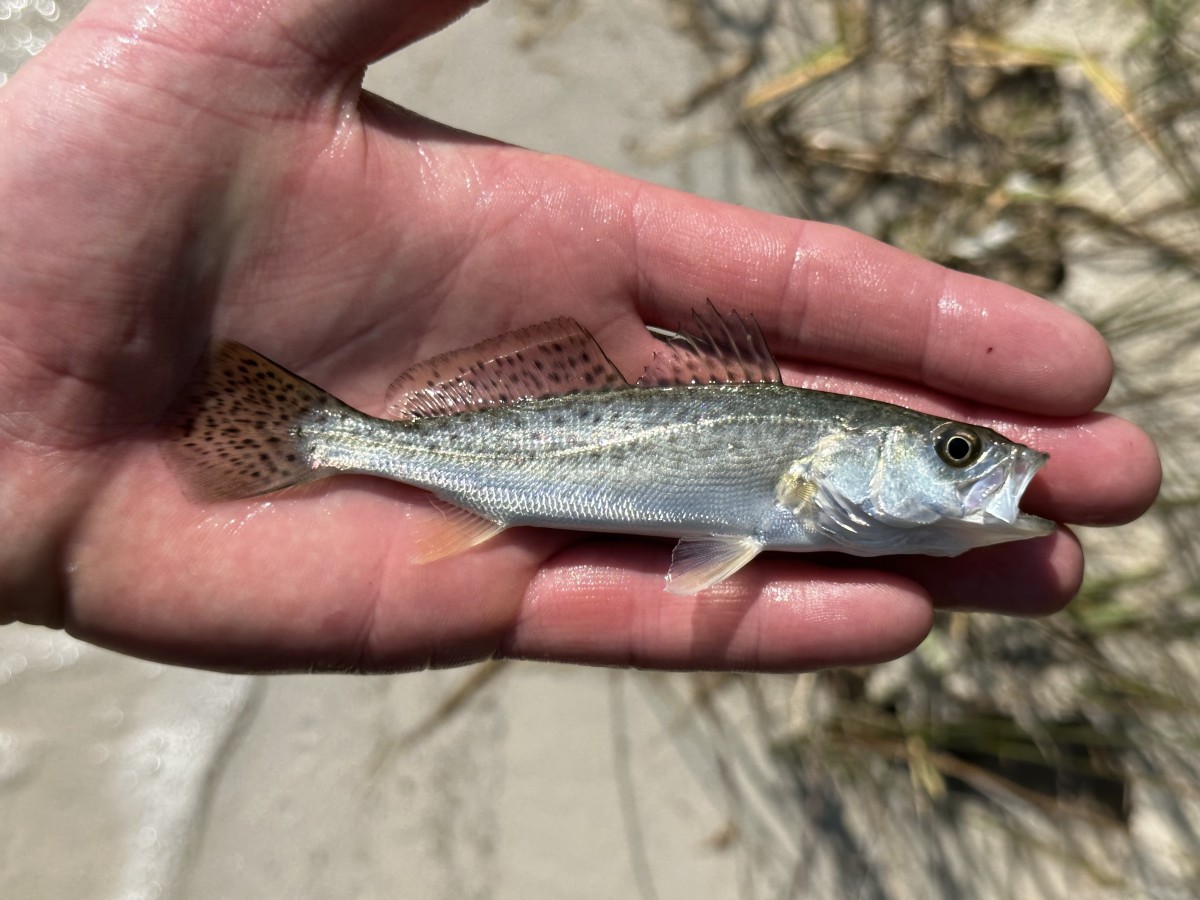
(877, 528), (1084, 617)
(77, 468), (932, 673)
(57, 0), (485, 98)
(77, 465), (933, 674)
(248, 0), (486, 70)
(353, 116), (1113, 424)
(504, 541), (934, 672)
(338, 133), (1109, 424)
(628, 194), (1112, 417)
(1002, 417), (1159, 526)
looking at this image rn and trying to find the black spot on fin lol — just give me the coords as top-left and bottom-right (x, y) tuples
(160, 341), (341, 502)
(638, 301), (782, 387)
(384, 318), (627, 420)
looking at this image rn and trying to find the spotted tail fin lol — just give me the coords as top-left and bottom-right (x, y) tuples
(160, 341), (341, 502)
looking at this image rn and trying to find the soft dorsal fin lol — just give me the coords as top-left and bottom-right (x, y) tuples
(385, 318), (627, 420)
(637, 302), (782, 387)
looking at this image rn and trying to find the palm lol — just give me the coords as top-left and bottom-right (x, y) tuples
(0, 0), (1158, 671)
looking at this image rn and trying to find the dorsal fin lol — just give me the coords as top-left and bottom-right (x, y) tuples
(637, 302), (782, 387)
(385, 317), (627, 420)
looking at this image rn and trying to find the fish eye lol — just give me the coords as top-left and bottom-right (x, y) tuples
(934, 426), (983, 468)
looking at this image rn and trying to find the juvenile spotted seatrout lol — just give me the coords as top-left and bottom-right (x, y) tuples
(162, 305), (1054, 593)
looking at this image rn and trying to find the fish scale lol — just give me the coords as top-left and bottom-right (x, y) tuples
(162, 306), (1054, 593)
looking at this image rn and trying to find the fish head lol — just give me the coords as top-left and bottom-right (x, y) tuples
(790, 420), (1054, 556)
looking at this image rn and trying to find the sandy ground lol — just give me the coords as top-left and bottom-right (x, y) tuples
(1, 2), (771, 898)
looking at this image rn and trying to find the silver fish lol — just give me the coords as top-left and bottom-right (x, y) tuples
(162, 305), (1053, 593)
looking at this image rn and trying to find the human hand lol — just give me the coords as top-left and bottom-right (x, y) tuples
(0, 0), (1158, 671)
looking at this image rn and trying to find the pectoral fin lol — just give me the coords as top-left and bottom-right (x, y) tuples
(665, 535), (763, 595)
(412, 498), (507, 564)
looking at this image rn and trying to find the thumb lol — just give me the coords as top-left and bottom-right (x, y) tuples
(177, 0), (492, 74)
(38, 0), (489, 86)
(286, 0), (491, 67)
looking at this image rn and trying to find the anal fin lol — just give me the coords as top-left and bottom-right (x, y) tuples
(666, 535), (763, 595)
(412, 498), (507, 564)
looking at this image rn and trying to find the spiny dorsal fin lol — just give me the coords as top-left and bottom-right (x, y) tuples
(385, 318), (627, 420)
(638, 302), (782, 387)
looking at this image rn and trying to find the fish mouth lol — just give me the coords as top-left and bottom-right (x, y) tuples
(960, 446), (1054, 539)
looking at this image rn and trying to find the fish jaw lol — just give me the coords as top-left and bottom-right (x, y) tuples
(962, 445), (1046, 524)
(918, 508), (1055, 555)
(904, 444), (1054, 554)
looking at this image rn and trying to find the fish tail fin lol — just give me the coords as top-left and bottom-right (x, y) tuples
(161, 340), (337, 502)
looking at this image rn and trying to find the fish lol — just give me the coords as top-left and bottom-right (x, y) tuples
(161, 304), (1054, 594)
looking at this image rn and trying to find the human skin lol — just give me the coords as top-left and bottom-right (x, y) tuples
(0, 0), (1160, 672)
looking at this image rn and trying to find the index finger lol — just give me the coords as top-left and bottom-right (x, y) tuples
(630, 195), (1111, 417)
